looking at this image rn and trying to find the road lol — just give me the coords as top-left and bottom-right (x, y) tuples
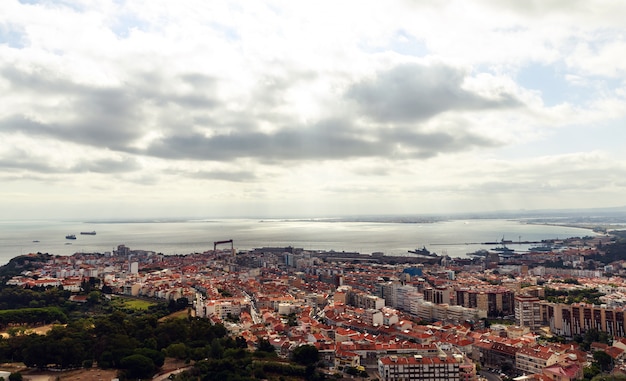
(153, 366), (192, 381)
(480, 370), (503, 381)
(243, 291), (261, 324)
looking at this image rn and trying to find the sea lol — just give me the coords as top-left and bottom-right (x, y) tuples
(0, 218), (597, 266)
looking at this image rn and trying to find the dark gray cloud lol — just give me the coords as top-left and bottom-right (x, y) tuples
(346, 63), (521, 123)
(142, 118), (381, 161)
(1, 61), (503, 167)
(142, 117), (498, 161)
(0, 65), (218, 150)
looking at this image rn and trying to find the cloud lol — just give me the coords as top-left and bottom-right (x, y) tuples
(0, 63), (221, 151)
(142, 114), (500, 162)
(0, 143), (139, 175)
(0, 0), (625, 220)
(346, 63), (521, 123)
(189, 169), (257, 182)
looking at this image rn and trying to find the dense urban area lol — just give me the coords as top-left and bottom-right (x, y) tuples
(2, 229), (626, 381)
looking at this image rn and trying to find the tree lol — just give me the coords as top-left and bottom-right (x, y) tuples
(87, 291), (101, 304)
(235, 336), (248, 349)
(593, 350), (613, 372)
(286, 313), (298, 327)
(291, 344), (319, 366)
(120, 354), (156, 379)
(8, 373), (22, 381)
(584, 364), (601, 380)
(165, 343), (188, 359)
(257, 339), (275, 354)
(134, 347), (165, 368)
(176, 297), (189, 311)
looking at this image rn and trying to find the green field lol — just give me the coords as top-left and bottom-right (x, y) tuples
(111, 297), (155, 310)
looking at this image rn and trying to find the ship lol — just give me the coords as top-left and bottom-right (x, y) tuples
(528, 245), (552, 252)
(467, 249), (489, 258)
(65, 234), (76, 240)
(491, 244), (514, 254)
(80, 231), (96, 235)
(490, 236), (515, 255)
(405, 246), (443, 265)
(408, 246), (438, 258)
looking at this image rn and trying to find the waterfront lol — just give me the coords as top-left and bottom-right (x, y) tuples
(0, 218), (597, 265)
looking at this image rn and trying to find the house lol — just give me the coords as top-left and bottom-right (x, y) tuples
(542, 362), (582, 381)
(516, 346), (558, 374)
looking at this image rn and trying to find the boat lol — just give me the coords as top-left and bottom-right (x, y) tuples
(490, 236), (514, 255)
(80, 231), (96, 235)
(402, 246), (443, 265)
(528, 243), (560, 253)
(491, 245), (514, 254)
(528, 245), (553, 252)
(65, 234), (76, 240)
(467, 249), (489, 258)
(407, 246), (439, 258)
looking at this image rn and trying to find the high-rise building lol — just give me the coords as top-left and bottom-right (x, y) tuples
(542, 302), (626, 337)
(514, 294), (542, 330)
(455, 288), (514, 317)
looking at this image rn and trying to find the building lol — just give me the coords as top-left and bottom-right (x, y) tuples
(424, 286), (452, 305)
(395, 284), (419, 311)
(515, 294), (542, 331)
(543, 302), (626, 337)
(351, 292), (385, 310)
(542, 362), (582, 381)
(363, 309), (384, 326)
(475, 341), (518, 370)
(456, 288), (514, 317)
(516, 346), (558, 374)
(378, 355), (461, 381)
(376, 281), (398, 307)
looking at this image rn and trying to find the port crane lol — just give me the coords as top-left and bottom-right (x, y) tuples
(213, 239), (233, 252)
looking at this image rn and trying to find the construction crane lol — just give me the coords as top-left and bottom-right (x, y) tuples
(213, 239), (233, 252)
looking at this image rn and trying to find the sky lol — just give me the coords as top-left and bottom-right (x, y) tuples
(1, 0), (626, 220)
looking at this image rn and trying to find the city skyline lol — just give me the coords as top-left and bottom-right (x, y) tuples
(1, 1), (626, 220)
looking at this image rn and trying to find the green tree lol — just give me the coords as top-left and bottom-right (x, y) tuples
(120, 354), (156, 379)
(291, 344), (319, 366)
(87, 291), (101, 304)
(235, 336), (247, 349)
(165, 343), (188, 360)
(257, 339), (275, 353)
(176, 297), (189, 310)
(593, 350), (613, 372)
(134, 347), (165, 368)
(8, 373), (22, 381)
(584, 364), (601, 380)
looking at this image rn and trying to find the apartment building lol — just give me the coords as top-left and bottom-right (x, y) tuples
(378, 354), (461, 381)
(514, 294), (542, 331)
(424, 286), (452, 305)
(543, 302), (626, 337)
(515, 346), (558, 374)
(456, 287), (514, 317)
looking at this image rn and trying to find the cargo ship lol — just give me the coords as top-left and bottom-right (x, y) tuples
(80, 231), (96, 235)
